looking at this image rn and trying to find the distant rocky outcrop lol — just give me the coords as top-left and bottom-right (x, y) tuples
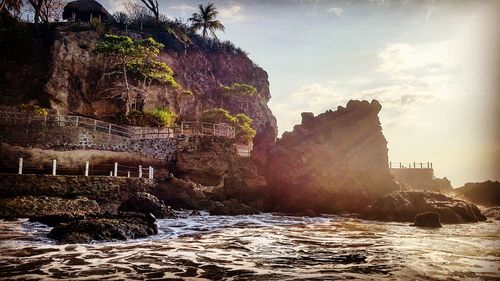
(364, 191), (487, 224)
(263, 100), (397, 213)
(454, 181), (500, 207)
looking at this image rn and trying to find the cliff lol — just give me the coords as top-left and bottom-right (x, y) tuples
(0, 22), (277, 147)
(263, 100), (397, 213)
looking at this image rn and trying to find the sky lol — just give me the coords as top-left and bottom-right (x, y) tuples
(100, 0), (499, 187)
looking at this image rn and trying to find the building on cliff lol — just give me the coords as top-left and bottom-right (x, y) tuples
(62, 0), (111, 23)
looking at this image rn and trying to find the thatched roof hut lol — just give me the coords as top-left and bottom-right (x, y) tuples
(62, 0), (111, 22)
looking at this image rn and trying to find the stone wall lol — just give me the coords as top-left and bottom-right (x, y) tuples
(0, 174), (156, 201)
(0, 123), (177, 161)
(390, 168), (452, 192)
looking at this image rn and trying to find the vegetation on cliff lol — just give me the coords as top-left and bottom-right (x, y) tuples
(93, 34), (177, 113)
(202, 108), (256, 143)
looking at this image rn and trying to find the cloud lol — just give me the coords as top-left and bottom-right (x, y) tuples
(377, 43), (415, 72)
(105, 0), (126, 12)
(168, 4), (197, 12)
(219, 3), (244, 22)
(326, 7), (344, 17)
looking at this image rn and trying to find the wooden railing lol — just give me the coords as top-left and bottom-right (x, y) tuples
(0, 112), (236, 140)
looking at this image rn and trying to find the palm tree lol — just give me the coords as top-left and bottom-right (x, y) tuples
(188, 3), (225, 39)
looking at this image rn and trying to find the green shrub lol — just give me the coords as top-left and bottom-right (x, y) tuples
(221, 83), (257, 97)
(202, 108), (256, 143)
(18, 104), (48, 116)
(123, 109), (177, 127)
(126, 110), (163, 127)
(149, 108), (178, 127)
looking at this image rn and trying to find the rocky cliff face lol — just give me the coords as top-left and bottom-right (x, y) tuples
(264, 100), (397, 214)
(2, 25), (277, 147)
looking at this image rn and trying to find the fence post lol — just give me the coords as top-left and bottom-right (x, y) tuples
(76, 116), (79, 127)
(18, 158), (23, 174)
(85, 161), (89, 176)
(108, 124), (112, 135)
(389, 161), (392, 169)
(213, 124), (216, 136)
(52, 159), (57, 176)
(420, 162), (423, 168)
(400, 162), (402, 168)
(430, 162), (433, 169)
(127, 171), (130, 178)
(114, 162), (118, 177)
(94, 120), (97, 131)
(139, 165), (142, 178)
(109, 171), (113, 176)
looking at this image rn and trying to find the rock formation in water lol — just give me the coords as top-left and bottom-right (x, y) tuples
(263, 100), (397, 214)
(454, 180), (500, 207)
(364, 191), (487, 223)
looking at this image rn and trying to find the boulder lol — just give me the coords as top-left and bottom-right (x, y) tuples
(209, 199), (258, 216)
(47, 212), (157, 244)
(411, 212), (442, 228)
(364, 191), (487, 224)
(119, 192), (176, 219)
(153, 178), (212, 210)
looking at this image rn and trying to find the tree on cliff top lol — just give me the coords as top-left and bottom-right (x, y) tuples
(188, 3), (225, 39)
(93, 34), (177, 113)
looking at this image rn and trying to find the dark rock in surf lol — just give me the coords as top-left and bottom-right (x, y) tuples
(411, 212), (442, 228)
(47, 212), (157, 244)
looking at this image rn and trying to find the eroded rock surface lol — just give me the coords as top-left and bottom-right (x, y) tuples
(0, 196), (99, 219)
(47, 212), (157, 244)
(264, 100), (397, 213)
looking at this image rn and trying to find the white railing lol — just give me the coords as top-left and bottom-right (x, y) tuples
(0, 111), (236, 140)
(10, 158), (155, 178)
